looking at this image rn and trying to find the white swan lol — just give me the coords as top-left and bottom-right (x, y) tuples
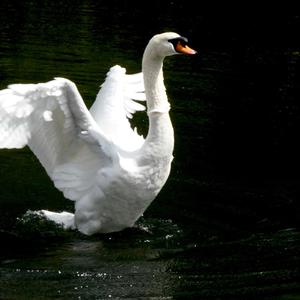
(0, 32), (196, 235)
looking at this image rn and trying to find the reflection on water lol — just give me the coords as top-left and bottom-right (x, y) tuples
(0, 219), (184, 299)
(0, 210), (298, 299)
(1, 217), (299, 299)
(1, 2), (300, 299)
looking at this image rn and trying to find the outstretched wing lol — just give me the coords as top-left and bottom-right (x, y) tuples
(90, 65), (146, 151)
(0, 78), (113, 201)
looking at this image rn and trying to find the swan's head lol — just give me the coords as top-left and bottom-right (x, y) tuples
(146, 32), (197, 58)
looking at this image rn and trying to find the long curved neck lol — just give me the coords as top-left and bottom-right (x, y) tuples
(142, 53), (170, 113)
(141, 48), (174, 156)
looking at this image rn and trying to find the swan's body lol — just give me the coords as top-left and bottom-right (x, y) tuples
(0, 32), (196, 235)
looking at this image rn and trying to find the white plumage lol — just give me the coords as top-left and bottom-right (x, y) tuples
(0, 32), (196, 235)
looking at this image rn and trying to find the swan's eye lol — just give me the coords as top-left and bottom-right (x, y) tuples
(168, 37), (196, 55)
(168, 37), (188, 50)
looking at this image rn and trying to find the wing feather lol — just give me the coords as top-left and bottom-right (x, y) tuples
(0, 78), (112, 201)
(89, 65), (146, 151)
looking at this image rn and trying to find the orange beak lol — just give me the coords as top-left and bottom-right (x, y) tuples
(176, 42), (197, 55)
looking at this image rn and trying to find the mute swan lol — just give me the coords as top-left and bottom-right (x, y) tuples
(0, 32), (196, 235)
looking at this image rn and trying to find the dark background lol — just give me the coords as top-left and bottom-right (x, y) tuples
(0, 2), (300, 298)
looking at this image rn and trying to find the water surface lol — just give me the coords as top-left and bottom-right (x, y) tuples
(0, 3), (300, 299)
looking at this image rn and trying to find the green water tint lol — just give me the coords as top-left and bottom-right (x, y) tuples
(0, 3), (300, 299)
(1, 217), (299, 299)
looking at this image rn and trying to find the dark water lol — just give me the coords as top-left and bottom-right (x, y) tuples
(1, 2), (300, 299)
